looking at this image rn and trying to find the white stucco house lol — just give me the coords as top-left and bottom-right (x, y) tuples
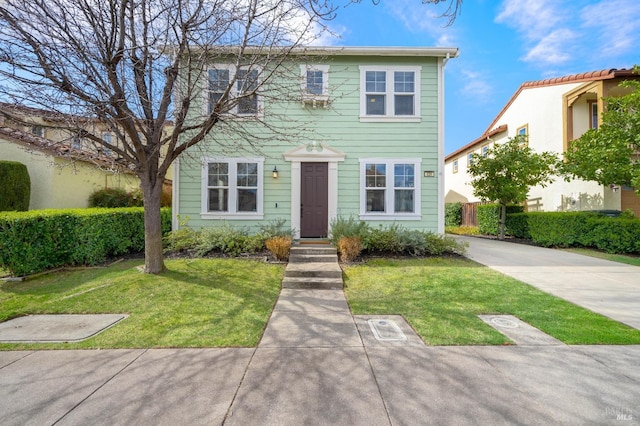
(445, 68), (640, 216)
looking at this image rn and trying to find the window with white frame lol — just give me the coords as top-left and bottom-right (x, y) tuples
(467, 152), (474, 166)
(360, 159), (421, 218)
(101, 132), (113, 156)
(481, 145), (489, 158)
(453, 159), (458, 173)
(202, 157), (264, 218)
(359, 66), (421, 121)
(207, 66), (261, 116)
(300, 65), (329, 108)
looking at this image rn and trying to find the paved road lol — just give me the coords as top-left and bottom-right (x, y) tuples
(455, 236), (640, 330)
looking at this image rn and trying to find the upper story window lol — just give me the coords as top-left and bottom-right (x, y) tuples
(452, 159), (459, 173)
(101, 132), (113, 156)
(467, 152), (474, 166)
(589, 101), (598, 129)
(201, 157), (264, 219)
(301, 65), (329, 108)
(516, 124), (529, 146)
(207, 66), (261, 116)
(359, 66), (421, 122)
(359, 158), (421, 219)
(481, 145), (489, 158)
(31, 125), (44, 138)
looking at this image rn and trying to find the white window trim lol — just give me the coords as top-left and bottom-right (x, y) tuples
(205, 65), (264, 118)
(201, 157), (264, 220)
(300, 64), (330, 108)
(359, 158), (421, 220)
(359, 65), (421, 123)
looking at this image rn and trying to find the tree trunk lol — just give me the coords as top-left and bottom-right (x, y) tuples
(499, 203), (506, 240)
(140, 176), (166, 274)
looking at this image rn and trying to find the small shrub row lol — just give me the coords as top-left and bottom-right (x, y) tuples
(445, 202), (462, 227)
(0, 208), (172, 276)
(329, 216), (467, 261)
(89, 187), (171, 208)
(163, 218), (294, 259)
(506, 211), (640, 253)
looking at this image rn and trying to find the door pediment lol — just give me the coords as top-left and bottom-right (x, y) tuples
(283, 142), (346, 162)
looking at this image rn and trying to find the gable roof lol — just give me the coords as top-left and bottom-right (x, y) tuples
(483, 68), (636, 136)
(445, 124), (508, 162)
(0, 125), (133, 173)
(446, 68), (637, 161)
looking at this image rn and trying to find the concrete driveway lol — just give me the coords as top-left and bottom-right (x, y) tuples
(455, 236), (640, 330)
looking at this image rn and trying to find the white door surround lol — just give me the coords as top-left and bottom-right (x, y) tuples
(283, 142), (346, 239)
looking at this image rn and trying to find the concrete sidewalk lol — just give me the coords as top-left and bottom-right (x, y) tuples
(2, 288), (639, 425)
(455, 236), (640, 330)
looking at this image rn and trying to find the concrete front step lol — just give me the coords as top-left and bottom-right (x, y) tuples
(281, 277), (344, 290)
(289, 254), (338, 263)
(284, 262), (342, 279)
(290, 246), (337, 256)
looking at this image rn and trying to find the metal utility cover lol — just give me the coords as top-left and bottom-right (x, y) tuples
(367, 319), (407, 341)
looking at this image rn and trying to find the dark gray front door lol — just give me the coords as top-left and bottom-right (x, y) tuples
(300, 162), (328, 238)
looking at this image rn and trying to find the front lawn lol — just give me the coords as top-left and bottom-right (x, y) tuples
(343, 257), (640, 345)
(0, 259), (284, 350)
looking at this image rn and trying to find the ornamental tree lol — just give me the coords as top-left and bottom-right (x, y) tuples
(468, 136), (559, 239)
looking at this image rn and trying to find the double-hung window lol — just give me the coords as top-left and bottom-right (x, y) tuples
(207, 66), (261, 116)
(360, 159), (421, 219)
(359, 66), (421, 122)
(300, 65), (329, 108)
(202, 157), (264, 219)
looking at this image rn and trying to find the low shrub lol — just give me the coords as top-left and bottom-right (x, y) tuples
(445, 202), (462, 227)
(265, 236), (292, 261)
(477, 204), (525, 235)
(88, 188), (132, 208)
(338, 236), (362, 262)
(0, 207), (172, 276)
(194, 224), (264, 257)
(329, 216), (369, 245)
(445, 225), (479, 236)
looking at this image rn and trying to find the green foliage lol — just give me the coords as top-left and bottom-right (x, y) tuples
(194, 224), (263, 257)
(328, 215), (369, 245)
(563, 70), (640, 192)
(477, 204), (524, 235)
(0, 161), (31, 211)
(88, 188), (132, 208)
(444, 202), (462, 227)
(257, 218), (295, 239)
(0, 207), (172, 276)
(502, 211), (640, 253)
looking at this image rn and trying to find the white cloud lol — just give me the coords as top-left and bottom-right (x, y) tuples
(458, 69), (492, 100)
(522, 29), (578, 65)
(495, 0), (562, 41)
(580, 0), (640, 56)
(384, 0), (458, 45)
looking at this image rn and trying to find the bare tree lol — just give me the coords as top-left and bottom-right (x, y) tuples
(0, 0), (461, 274)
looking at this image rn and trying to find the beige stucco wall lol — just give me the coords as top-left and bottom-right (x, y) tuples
(1, 138), (139, 210)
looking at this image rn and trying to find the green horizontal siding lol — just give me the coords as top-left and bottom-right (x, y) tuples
(177, 54), (442, 233)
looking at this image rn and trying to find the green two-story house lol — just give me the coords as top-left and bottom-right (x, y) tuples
(172, 46), (458, 239)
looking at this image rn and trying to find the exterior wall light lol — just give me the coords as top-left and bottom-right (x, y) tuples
(272, 166), (279, 179)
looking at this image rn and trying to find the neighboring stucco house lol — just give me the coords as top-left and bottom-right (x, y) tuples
(445, 68), (640, 216)
(173, 46), (458, 238)
(0, 104), (140, 209)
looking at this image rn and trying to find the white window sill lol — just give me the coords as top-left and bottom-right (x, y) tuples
(359, 214), (421, 221)
(359, 116), (421, 123)
(201, 213), (264, 220)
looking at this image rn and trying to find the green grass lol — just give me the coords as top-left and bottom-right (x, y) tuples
(343, 257), (640, 346)
(561, 247), (640, 267)
(0, 258), (283, 350)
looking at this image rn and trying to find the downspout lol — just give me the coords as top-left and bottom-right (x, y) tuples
(436, 52), (452, 234)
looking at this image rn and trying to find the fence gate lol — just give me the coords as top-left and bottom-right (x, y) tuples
(461, 202), (479, 227)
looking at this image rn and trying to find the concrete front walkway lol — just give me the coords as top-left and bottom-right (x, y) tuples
(2, 288), (639, 425)
(455, 236), (640, 330)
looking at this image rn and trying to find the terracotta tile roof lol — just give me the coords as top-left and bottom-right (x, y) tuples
(483, 68), (637, 136)
(446, 68), (638, 160)
(0, 126), (133, 172)
(445, 124), (508, 161)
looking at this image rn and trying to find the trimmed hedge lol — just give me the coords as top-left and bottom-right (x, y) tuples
(506, 211), (640, 253)
(0, 161), (31, 211)
(477, 204), (525, 235)
(445, 202), (462, 227)
(0, 207), (171, 276)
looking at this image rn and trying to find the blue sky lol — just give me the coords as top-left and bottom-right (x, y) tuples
(322, 0), (640, 155)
